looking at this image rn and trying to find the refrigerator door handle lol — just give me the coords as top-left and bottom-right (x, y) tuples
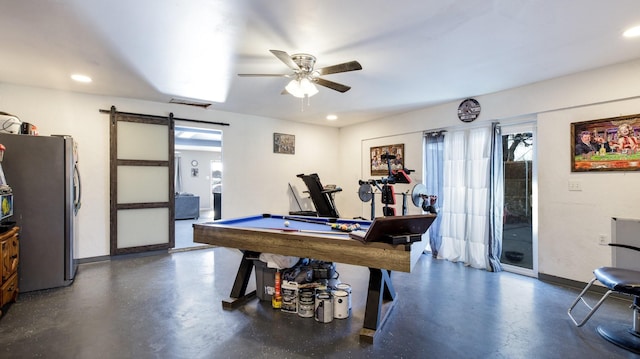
(73, 164), (81, 214)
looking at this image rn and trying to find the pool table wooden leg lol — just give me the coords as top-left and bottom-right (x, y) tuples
(359, 268), (397, 343)
(222, 250), (259, 309)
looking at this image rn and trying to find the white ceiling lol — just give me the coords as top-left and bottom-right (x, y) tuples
(1, 1), (640, 128)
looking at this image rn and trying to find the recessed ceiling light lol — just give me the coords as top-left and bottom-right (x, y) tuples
(326, 114), (338, 121)
(71, 74), (92, 83)
(623, 25), (640, 38)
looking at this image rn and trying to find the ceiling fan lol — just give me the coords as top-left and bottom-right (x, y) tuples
(238, 50), (362, 98)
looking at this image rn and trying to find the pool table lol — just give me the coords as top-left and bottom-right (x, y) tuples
(193, 213), (435, 343)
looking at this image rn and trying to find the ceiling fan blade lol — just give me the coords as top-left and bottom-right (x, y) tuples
(317, 61), (362, 75)
(237, 73), (289, 77)
(315, 78), (351, 93)
(270, 49), (300, 71)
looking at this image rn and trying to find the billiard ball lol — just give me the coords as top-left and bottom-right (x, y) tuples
(284, 221), (290, 227)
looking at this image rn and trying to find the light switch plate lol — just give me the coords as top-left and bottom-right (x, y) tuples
(568, 180), (582, 191)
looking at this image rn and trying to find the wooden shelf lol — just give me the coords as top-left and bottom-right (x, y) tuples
(0, 226), (19, 317)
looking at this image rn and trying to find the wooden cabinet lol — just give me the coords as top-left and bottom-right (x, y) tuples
(0, 226), (19, 316)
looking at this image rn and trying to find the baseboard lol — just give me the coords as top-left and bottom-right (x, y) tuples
(76, 249), (169, 264)
(539, 272), (632, 302)
(77, 255), (111, 264)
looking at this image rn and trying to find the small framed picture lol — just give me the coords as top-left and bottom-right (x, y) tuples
(191, 168), (199, 177)
(274, 133), (295, 154)
(370, 144), (404, 175)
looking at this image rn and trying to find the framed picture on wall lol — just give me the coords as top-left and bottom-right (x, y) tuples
(571, 114), (640, 172)
(273, 133), (295, 154)
(370, 144), (404, 175)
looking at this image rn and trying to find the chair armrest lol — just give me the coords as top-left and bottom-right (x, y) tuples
(608, 243), (640, 252)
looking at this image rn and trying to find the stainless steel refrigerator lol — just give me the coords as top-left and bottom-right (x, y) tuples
(0, 133), (81, 292)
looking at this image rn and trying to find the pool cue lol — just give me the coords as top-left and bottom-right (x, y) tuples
(287, 222), (361, 234)
(283, 216), (336, 225)
(271, 228), (349, 235)
(282, 216), (361, 232)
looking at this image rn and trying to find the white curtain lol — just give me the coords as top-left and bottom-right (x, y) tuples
(488, 123), (504, 272)
(424, 132), (445, 257)
(438, 127), (492, 270)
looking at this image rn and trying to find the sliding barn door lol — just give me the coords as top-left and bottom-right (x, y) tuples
(109, 106), (175, 255)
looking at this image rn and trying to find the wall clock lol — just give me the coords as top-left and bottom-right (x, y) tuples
(191, 160), (198, 167)
(457, 98), (481, 122)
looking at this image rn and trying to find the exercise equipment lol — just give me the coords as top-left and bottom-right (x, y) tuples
(358, 152), (437, 219)
(295, 173), (341, 218)
(359, 151), (408, 218)
(381, 185), (395, 205)
(358, 183), (373, 202)
(411, 184), (438, 214)
(359, 180), (415, 218)
(358, 151), (414, 218)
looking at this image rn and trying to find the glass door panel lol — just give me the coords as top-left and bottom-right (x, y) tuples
(501, 130), (535, 272)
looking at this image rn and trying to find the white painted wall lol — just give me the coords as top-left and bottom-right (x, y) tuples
(537, 99), (640, 281)
(337, 58), (640, 283)
(0, 84), (339, 259)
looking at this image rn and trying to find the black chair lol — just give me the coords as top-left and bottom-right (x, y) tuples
(567, 243), (640, 354)
(296, 173), (341, 218)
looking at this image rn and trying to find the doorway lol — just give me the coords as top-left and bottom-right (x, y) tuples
(173, 124), (223, 250)
(500, 123), (537, 276)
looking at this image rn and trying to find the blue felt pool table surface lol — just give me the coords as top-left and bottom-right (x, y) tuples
(214, 214), (371, 234)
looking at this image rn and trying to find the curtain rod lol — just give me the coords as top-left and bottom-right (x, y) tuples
(423, 129), (447, 137)
(99, 108), (230, 126)
(423, 120), (502, 136)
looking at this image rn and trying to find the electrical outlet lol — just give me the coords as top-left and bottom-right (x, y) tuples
(598, 234), (608, 245)
(568, 180), (582, 191)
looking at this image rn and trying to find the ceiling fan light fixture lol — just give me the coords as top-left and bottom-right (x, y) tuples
(286, 78), (318, 98)
(285, 80), (303, 98)
(239, 50), (361, 99)
(300, 78), (318, 97)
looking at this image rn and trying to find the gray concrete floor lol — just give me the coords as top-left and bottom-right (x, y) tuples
(0, 248), (637, 358)
(173, 210), (215, 250)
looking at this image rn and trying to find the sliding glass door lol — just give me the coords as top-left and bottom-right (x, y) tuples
(500, 123), (537, 275)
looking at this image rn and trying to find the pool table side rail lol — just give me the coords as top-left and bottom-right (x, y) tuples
(193, 223), (414, 272)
